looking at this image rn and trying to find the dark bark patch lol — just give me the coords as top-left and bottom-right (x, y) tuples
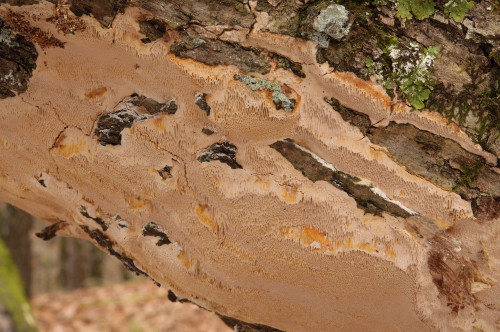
(170, 28), (305, 77)
(166, 291), (196, 305)
(157, 165), (172, 180)
(254, 0), (303, 37)
(3, 11), (64, 48)
(128, 93), (178, 115)
(46, 3), (87, 35)
(256, 1), (354, 44)
(471, 196), (500, 224)
(270, 139), (413, 218)
(170, 29), (271, 75)
(218, 314), (284, 332)
(80, 206), (108, 231)
(142, 222), (171, 246)
(197, 142), (242, 169)
(325, 97), (371, 135)
(68, 0), (128, 28)
(273, 54), (305, 78)
(35, 221), (67, 241)
(367, 123), (500, 214)
(201, 128), (215, 136)
(80, 225), (148, 277)
(134, 0), (254, 29)
(94, 108), (139, 145)
(167, 289), (178, 302)
(0, 18), (37, 99)
(195, 92), (210, 115)
(0, 0), (38, 5)
(138, 18), (166, 43)
(94, 94), (176, 145)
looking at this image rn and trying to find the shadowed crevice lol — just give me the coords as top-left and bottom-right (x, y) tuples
(157, 165), (172, 180)
(218, 314), (284, 332)
(270, 139), (413, 218)
(80, 206), (108, 231)
(325, 97), (371, 136)
(138, 18), (166, 43)
(80, 225), (149, 277)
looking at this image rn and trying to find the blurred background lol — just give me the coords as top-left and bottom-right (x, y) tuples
(0, 202), (231, 332)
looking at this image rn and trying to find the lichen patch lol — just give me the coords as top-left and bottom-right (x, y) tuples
(234, 74), (297, 112)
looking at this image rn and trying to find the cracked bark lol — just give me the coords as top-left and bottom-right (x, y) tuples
(0, 1), (499, 331)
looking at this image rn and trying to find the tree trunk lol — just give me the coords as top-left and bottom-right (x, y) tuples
(0, 303), (15, 332)
(0, 1), (499, 331)
(0, 204), (33, 297)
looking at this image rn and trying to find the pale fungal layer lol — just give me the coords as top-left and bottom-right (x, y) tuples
(0, 3), (499, 332)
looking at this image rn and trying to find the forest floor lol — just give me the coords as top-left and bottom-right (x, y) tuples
(31, 280), (231, 332)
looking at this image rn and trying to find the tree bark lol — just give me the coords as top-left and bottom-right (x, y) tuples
(0, 1), (499, 331)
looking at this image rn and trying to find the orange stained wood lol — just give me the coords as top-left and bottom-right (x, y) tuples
(177, 251), (194, 269)
(53, 134), (91, 159)
(334, 72), (392, 109)
(281, 186), (299, 203)
(195, 204), (216, 231)
(299, 227), (331, 247)
(154, 117), (166, 131)
(124, 195), (149, 210)
(85, 87), (107, 98)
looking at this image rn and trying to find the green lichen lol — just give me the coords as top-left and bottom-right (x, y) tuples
(444, 0), (474, 22)
(366, 38), (440, 109)
(0, 237), (37, 332)
(395, 0), (436, 20)
(374, 0), (473, 22)
(234, 74), (296, 112)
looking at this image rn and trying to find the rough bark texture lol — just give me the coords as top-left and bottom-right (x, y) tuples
(0, 1), (499, 331)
